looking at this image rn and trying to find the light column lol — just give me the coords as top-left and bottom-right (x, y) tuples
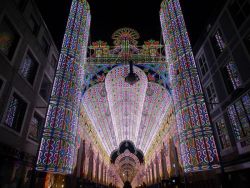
(160, 0), (219, 172)
(36, 0), (91, 174)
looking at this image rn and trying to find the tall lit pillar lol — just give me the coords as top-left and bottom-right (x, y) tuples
(161, 145), (168, 180)
(148, 164), (153, 184)
(87, 148), (94, 180)
(155, 156), (160, 182)
(151, 162), (155, 184)
(80, 140), (86, 177)
(104, 167), (107, 185)
(146, 169), (150, 185)
(100, 162), (104, 184)
(36, 0), (91, 174)
(160, 0), (219, 172)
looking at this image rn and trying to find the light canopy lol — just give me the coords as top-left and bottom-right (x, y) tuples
(105, 65), (148, 145)
(83, 83), (118, 154)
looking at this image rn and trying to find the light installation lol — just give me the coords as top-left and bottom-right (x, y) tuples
(83, 83), (118, 154)
(82, 61), (171, 155)
(36, 0), (90, 174)
(160, 0), (219, 172)
(226, 61), (242, 90)
(227, 92), (250, 142)
(136, 82), (170, 154)
(114, 149), (141, 183)
(105, 65), (148, 144)
(36, 0), (222, 183)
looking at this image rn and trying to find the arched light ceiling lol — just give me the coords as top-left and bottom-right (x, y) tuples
(83, 82), (118, 154)
(136, 82), (171, 154)
(83, 65), (170, 155)
(115, 149), (141, 183)
(105, 65), (148, 144)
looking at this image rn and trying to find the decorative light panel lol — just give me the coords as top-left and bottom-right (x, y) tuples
(105, 65), (148, 145)
(83, 83), (118, 154)
(136, 82), (170, 154)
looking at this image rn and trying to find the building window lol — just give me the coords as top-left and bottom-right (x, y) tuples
(210, 29), (226, 57)
(198, 53), (208, 77)
(4, 93), (27, 132)
(229, 0), (250, 28)
(28, 112), (43, 142)
(205, 82), (218, 110)
(50, 55), (57, 69)
(222, 60), (242, 93)
(215, 118), (231, 149)
(227, 92), (250, 147)
(19, 52), (38, 85)
(0, 78), (3, 91)
(0, 17), (20, 59)
(39, 75), (52, 102)
(244, 33), (250, 55)
(40, 37), (50, 55)
(28, 15), (39, 35)
(14, 0), (27, 10)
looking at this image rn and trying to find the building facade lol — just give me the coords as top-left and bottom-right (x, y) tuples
(0, 0), (59, 187)
(194, 0), (250, 187)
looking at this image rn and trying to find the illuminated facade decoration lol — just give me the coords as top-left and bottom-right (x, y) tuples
(89, 41), (110, 58)
(19, 52), (38, 85)
(112, 28), (139, 46)
(141, 40), (163, 57)
(4, 93), (27, 131)
(160, 0), (219, 172)
(225, 61), (242, 90)
(105, 65), (148, 144)
(36, 0), (91, 174)
(227, 92), (250, 142)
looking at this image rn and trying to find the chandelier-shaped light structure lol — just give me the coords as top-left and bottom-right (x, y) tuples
(105, 65), (148, 144)
(136, 82), (170, 154)
(83, 83), (118, 154)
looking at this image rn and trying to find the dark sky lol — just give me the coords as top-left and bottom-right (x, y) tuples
(35, 0), (222, 50)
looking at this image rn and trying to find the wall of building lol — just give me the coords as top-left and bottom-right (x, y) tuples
(194, 0), (250, 187)
(0, 0), (59, 187)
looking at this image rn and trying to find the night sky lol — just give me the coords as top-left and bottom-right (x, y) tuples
(35, 0), (221, 50)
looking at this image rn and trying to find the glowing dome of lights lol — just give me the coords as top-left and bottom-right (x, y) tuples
(83, 83), (118, 154)
(105, 65), (148, 144)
